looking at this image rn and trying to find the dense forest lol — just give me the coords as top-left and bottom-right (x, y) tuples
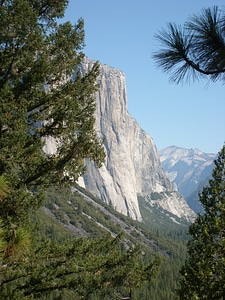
(0, 2), (184, 298)
(1, 1), (225, 299)
(34, 186), (191, 299)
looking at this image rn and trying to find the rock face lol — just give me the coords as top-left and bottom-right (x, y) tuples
(79, 59), (195, 222)
(146, 191), (196, 221)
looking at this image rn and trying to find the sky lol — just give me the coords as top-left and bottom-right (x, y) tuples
(62, 1), (225, 154)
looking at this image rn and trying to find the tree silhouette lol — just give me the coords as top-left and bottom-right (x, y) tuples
(153, 6), (225, 84)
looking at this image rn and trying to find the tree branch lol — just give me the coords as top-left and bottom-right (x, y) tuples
(114, 292), (131, 300)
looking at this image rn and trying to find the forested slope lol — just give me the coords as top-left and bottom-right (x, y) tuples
(37, 185), (190, 299)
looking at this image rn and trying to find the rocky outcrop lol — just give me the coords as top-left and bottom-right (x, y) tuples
(79, 59), (195, 222)
(145, 191), (196, 222)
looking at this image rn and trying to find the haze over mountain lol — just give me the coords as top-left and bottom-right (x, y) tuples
(159, 146), (216, 213)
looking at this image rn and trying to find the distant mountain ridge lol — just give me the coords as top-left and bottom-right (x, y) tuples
(159, 146), (216, 213)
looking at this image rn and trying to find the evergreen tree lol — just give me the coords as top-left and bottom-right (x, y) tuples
(153, 6), (225, 84)
(0, 1), (160, 298)
(153, 6), (225, 298)
(0, 232), (160, 299)
(0, 0), (105, 228)
(177, 145), (225, 299)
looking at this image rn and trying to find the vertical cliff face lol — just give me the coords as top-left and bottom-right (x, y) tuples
(44, 58), (195, 221)
(80, 59), (195, 222)
(80, 61), (143, 220)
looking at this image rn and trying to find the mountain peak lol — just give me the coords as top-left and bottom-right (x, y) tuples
(159, 146), (216, 205)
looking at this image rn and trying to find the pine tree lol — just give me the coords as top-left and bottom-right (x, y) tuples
(0, 232), (160, 299)
(0, 0), (105, 226)
(153, 6), (225, 299)
(0, 1), (160, 298)
(0, 0), (105, 295)
(178, 145), (225, 299)
(153, 6), (225, 84)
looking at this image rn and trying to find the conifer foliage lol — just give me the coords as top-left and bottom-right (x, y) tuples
(0, 232), (160, 299)
(178, 145), (225, 299)
(0, 0), (105, 226)
(153, 6), (225, 84)
(0, 1), (160, 298)
(153, 6), (225, 298)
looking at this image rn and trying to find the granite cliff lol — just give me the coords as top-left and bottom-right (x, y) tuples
(77, 59), (195, 222)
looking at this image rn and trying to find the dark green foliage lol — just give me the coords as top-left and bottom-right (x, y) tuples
(37, 187), (190, 299)
(0, 232), (160, 299)
(0, 0), (105, 268)
(138, 196), (190, 299)
(0, 2), (161, 298)
(154, 6), (225, 298)
(0, 0), (202, 298)
(0, 0), (105, 228)
(178, 145), (225, 299)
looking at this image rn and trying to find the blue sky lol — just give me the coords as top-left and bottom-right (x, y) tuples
(63, 1), (225, 154)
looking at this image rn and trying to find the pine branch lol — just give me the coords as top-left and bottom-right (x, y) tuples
(114, 292), (131, 300)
